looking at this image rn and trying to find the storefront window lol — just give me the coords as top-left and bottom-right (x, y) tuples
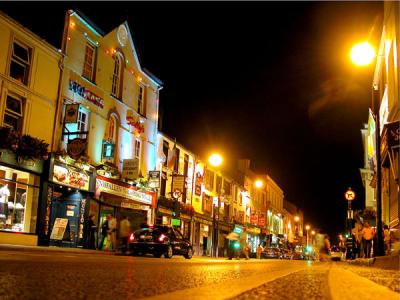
(0, 166), (39, 233)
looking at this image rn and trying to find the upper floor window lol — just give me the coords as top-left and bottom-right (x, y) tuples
(162, 140), (169, 167)
(10, 40), (31, 85)
(174, 148), (180, 172)
(111, 53), (124, 99)
(223, 180), (231, 196)
(102, 115), (117, 161)
(138, 85), (146, 116)
(3, 94), (24, 134)
(82, 43), (96, 82)
(204, 169), (214, 190)
(134, 139), (141, 159)
(63, 104), (90, 144)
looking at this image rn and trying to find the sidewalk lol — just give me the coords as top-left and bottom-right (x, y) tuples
(346, 254), (400, 270)
(0, 243), (111, 255)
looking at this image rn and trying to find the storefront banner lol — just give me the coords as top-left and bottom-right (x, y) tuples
(158, 207), (173, 215)
(121, 200), (148, 211)
(193, 215), (213, 226)
(96, 177), (152, 205)
(246, 226), (261, 235)
(148, 170), (160, 188)
(53, 164), (90, 191)
(50, 218), (68, 240)
(172, 175), (185, 195)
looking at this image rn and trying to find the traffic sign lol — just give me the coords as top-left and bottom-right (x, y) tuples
(344, 188), (356, 201)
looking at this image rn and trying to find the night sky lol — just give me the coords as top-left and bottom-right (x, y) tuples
(0, 1), (383, 241)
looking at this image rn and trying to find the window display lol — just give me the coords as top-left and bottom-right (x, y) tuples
(0, 166), (39, 233)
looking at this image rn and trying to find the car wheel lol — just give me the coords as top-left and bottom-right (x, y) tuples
(184, 247), (193, 259)
(164, 245), (173, 259)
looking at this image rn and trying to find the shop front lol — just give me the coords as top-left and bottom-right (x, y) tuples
(246, 225), (261, 254)
(217, 221), (232, 257)
(0, 149), (44, 246)
(94, 176), (155, 250)
(39, 157), (96, 248)
(192, 213), (213, 256)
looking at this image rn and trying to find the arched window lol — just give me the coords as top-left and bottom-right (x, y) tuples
(102, 114), (119, 161)
(111, 52), (124, 99)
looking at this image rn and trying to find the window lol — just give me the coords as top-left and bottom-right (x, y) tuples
(82, 43), (96, 82)
(111, 53), (123, 99)
(9, 40), (31, 85)
(162, 140), (169, 167)
(102, 115), (117, 161)
(3, 95), (24, 134)
(223, 180), (231, 196)
(204, 169), (214, 190)
(138, 85), (146, 116)
(174, 148), (180, 172)
(134, 139), (141, 159)
(63, 105), (89, 143)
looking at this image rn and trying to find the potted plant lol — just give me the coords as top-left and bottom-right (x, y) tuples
(16, 134), (49, 161)
(0, 126), (19, 151)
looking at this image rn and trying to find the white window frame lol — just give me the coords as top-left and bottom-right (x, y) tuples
(63, 105), (90, 144)
(10, 40), (32, 85)
(111, 53), (123, 98)
(3, 94), (24, 133)
(82, 42), (96, 81)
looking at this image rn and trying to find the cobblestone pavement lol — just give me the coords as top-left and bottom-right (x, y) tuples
(340, 263), (400, 293)
(230, 264), (331, 300)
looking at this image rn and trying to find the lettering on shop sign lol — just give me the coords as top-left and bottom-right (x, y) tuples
(69, 80), (104, 109)
(79, 198), (86, 239)
(96, 178), (152, 205)
(44, 186), (53, 235)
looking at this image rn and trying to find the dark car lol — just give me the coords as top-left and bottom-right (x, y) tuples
(129, 225), (193, 259)
(261, 247), (281, 259)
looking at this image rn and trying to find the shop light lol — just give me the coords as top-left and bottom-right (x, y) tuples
(70, 21), (75, 28)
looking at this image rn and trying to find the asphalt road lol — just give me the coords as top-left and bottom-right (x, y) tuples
(0, 250), (398, 300)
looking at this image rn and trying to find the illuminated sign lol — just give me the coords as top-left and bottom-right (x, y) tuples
(96, 177), (152, 205)
(69, 79), (104, 108)
(53, 164), (90, 191)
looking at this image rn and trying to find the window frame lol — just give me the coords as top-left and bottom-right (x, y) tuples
(82, 42), (97, 82)
(134, 138), (141, 159)
(3, 94), (25, 133)
(111, 52), (124, 99)
(138, 84), (146, 116)
(9, 39), (32, 85)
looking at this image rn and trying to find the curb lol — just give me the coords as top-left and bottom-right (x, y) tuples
(0, 244), (113, 256)
(346, 255), (400, 270)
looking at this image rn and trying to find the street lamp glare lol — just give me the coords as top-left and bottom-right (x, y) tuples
(255, 180), (263, 188)
(208, 153), (223, 167)
(350, 42), (375, 66)
(294, 216), (300, 222)
(305, 225), (310, 230)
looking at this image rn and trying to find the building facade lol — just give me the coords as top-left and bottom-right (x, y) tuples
(0, 11), (61, 245)
(39, 9), (162, 248)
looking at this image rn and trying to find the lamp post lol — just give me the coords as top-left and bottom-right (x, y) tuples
(294, 215), (300, 242)
(311, 230), (315, 246)
(209, 153), (223, 258)
(350, 41), (384, 256)
(305, 225), (310, 248)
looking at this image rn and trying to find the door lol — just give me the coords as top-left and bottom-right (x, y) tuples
(50, 191), (81, 247)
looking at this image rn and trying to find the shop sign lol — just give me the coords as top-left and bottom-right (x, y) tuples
(386, 121), (400, 148)
(159, 207), (173, 215)
(96, 177), (152, 205)
(50, 218), (68, 240)
(194, 172), (203, 196)
(67, 138), (87, 160)
(148, 170), (160, 188)
(172, 175), (185, 196)
(53, 164), (90, 191)
(171, 218), (181, 226)
(233, 225), (243, 235)
(122, 159), (139, 179)
(250, 212), (258, 225)
(246, 226), (261, 235)
(193, 215), (213, 226)
(69, 79), (104, 109)
(259, 213), (266, 227)
(121, 200), (148, 210)
(64, 104), (80, 123)
(0, 149), (43, 174)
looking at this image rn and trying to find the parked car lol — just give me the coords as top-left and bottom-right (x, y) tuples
(279, 248), (293, 259)
(292, 246), (306, 260)
(261, 247), (281, 259)
(330, 245), (343, 261)
(129, 225), (193, 259)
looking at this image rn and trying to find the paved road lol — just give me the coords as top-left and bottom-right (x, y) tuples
(0, 250), (398, 300)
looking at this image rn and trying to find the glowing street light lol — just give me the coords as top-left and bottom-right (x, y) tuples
(208, 153), (223, 167)
(350, 42), (375, 66)
(305, 225), (311, 247)
(255, 180), (263, 188)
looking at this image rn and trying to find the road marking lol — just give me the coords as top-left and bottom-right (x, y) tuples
(143, 264), (309, 300)
(328, 264), (399, 300)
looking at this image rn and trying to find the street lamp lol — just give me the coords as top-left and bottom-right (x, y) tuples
(305, 225), (310, 247)
(209, 153), (223, 258)
(311, 230), (315, 246)
(294, 216), (300, 241)
(350, 41), (384, 256)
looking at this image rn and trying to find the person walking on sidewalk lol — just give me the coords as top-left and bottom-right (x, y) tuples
(106, 214), (117, 252)
(86, 214), (97, 250)
(383, 225), (391, 256)
(361, 222), (374, 258)
(119, 216), (131, 254)
(99, 218), (109, 250)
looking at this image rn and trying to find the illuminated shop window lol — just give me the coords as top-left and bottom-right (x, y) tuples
(0, 166), (39, 233)
(9, 40), (31, 85)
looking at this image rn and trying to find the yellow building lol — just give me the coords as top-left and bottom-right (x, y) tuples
(266, 175), (284, 235)
(0, 11), (61, 245)
(42, 9), (162, 248)
(371, 1), (399, 250)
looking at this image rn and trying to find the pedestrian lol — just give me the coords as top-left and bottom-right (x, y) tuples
(319, 234), (330, 261)
(361, 222), (374, 258)
(244, 241), (250, 260)
(107, 214), (117, 252)
(226, 231), (239, 260)
(383, 225), (391, 256)
(86, 214), (97, 250)
(99, 217), (109, 250)
(119, 216), (131, 254)
(256, 243), (264, 259)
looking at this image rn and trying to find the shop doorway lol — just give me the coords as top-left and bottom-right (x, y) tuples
(50, 190), (82, 248)
(120, 209), (147, 233)
(98, 205), (114, 250)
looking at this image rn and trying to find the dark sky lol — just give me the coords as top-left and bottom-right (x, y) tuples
(0, 1), (383, 241)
